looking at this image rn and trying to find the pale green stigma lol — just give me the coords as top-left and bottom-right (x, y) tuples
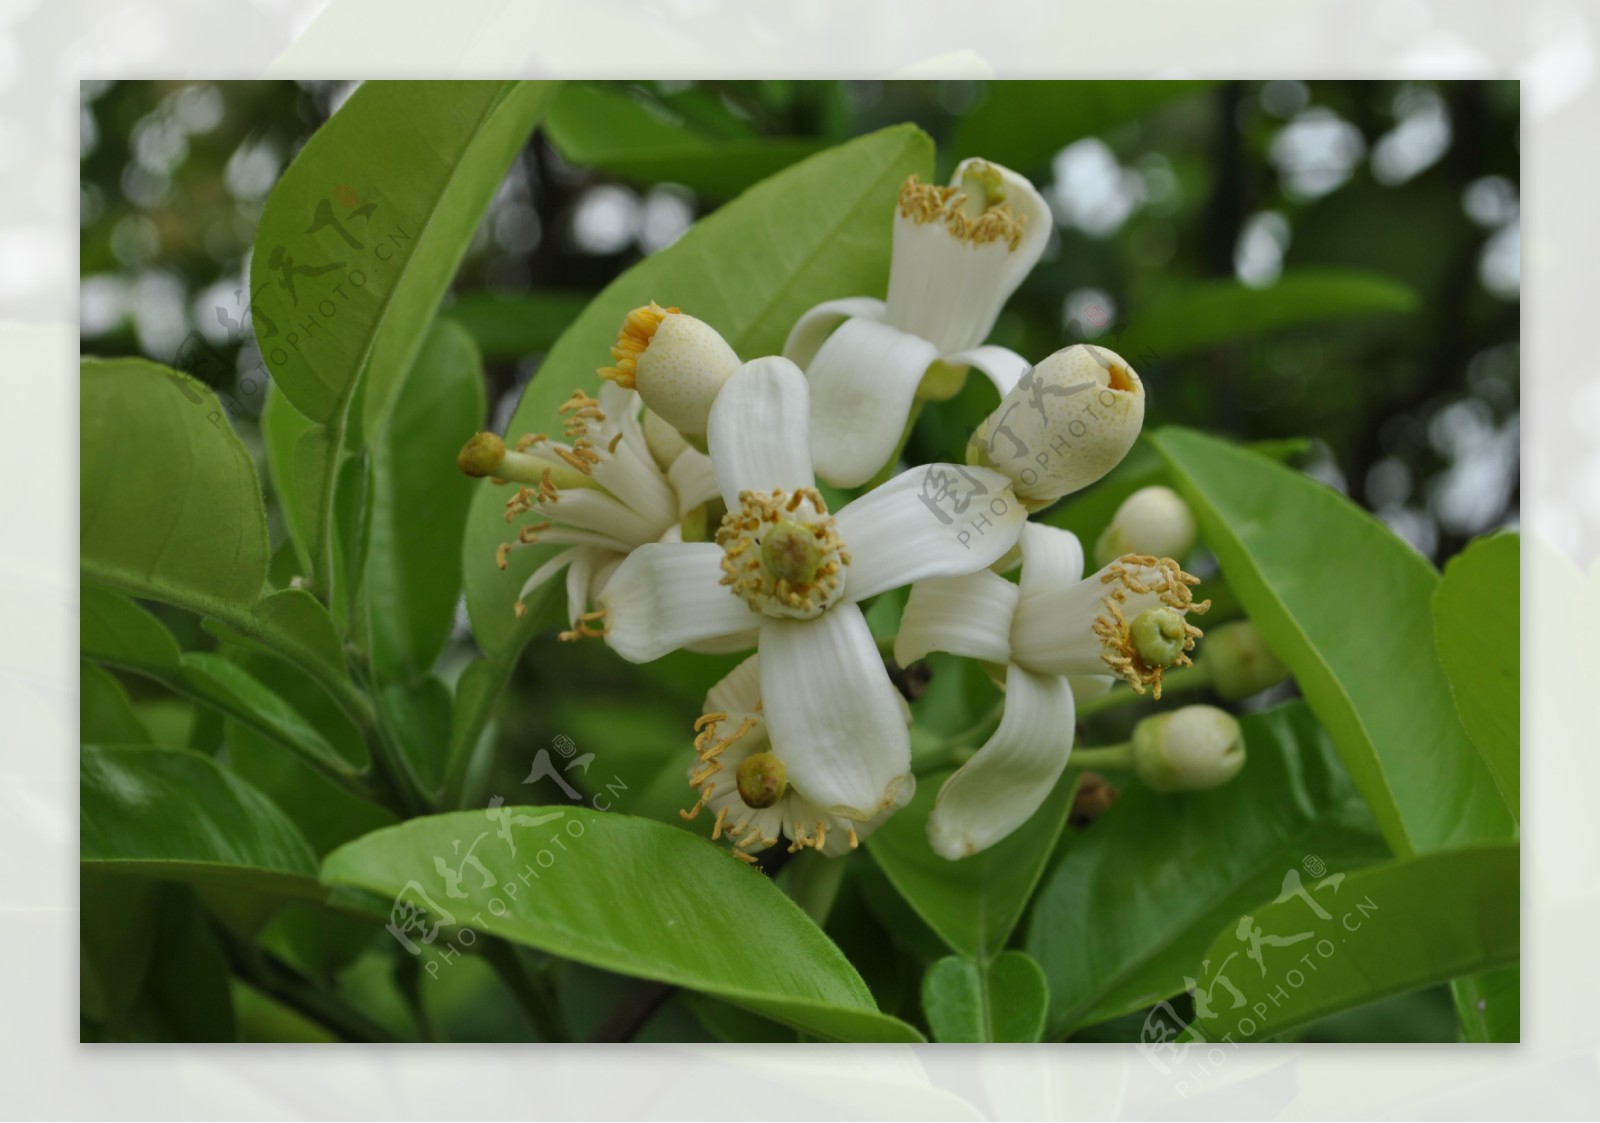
(761, 518), (826, 586)
(1130, 606), (1189, 669)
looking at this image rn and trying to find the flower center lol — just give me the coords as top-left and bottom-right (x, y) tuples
(1092, 555), (1211, 698)
(716, 487), (850, 620)
(598, 301), (679, 390)
(735, 751), (787, 809)
(898, 162), (1026, 249)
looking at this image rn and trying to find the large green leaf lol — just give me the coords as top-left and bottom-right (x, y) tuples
(1434, 531), (1519, 817)
(544, 82), (824, 197)
(868, 766), (1078, 960)
(249, 80), (552, 590)
(1184, 843), (1518, 1042)
(80, 661), (149, 743)
(81, 744), (321, 900)
(1116, 270), (1418, 361)
(1453, 964), (1520, 1043)
(948, 80), (1213, 174)
(81, 358), (269, 611)
(322, 809), (923, 1042)
(1026, 703), (1389, 1037)
(364, 318), (485, 681)
(922, 952), (1049, 1043)
(443, 290), (590, 362)
(1150, 427), (1514, 855)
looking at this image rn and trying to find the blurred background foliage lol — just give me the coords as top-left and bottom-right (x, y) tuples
(79, 80), (1519, 1043)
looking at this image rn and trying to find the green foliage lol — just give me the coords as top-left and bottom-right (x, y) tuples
(922, 952), (1049, 1043)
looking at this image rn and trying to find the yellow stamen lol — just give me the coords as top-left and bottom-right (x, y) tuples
(597, 302), (679, 389)
(898, 166), (1026, 250)
(1092, 555), (1210, 697)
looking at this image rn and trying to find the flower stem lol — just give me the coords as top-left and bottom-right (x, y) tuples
(1075, 661), (1214, 719)
(1071, 742), (1135, 771)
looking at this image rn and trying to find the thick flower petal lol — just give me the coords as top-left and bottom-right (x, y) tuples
(706, 654), (762, 715)
(927, 664), (1076, 860)
(599, 543), (762, 662)
(706, 356), (815, 509)
(894, 571), (1018, 666)
(804, 317), (939, 488)
(942, 344), (1031, 398)
(758, 604), (912, 820)
(1017, 522), (1086, 599)
(836, 463), (1027, 602)
(666, 446), (721, 516)
(782, 296), (886, 369)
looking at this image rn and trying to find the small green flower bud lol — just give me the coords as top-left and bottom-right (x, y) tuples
(1133, 705), (1246, 793)
(1094, 486), (1198, 568)
(1203, 621), (1290, 700)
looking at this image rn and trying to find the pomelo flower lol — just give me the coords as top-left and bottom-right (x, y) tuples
(682, 656), (914, 862)
(784, 158), (1051, 488)
(600, 355), (1027, 820)
(895, 523), (1208, 858)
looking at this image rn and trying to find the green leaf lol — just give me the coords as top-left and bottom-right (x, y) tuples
(260, 385), (317, 573)
(204, 588), (349, 686)
(81, 582), (183, 674)
(322, 809), (924, 1042)
(1150, 427), (1514, 855)
(365, 318), (485, 681)
(868, 765), (1078, 960)
(442, 290), (591, 362)
(81, 358), (269, 611)
(1115, 270), (1418, 361)
(1027, 703), (1389, 1037)
(949, 80), (1213, 174)
(458, 123), (932, 726)
(80, 661), (149, 743)
(380, 676), (453, 793)
(1453, 964), (1519, 1042)
(81, 744), (321, 900)
(544, 82), (825, 197)
(922, 952), (1049, 1043)
(1434, 531), (1519, 817)
(178, 652), (355, 776)
(1185, 842), (1518, 1042)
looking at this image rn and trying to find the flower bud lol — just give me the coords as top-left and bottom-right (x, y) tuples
(1132, 705), (1245, 793)
(1202, 621), (1290, 700)
(600, 303), (740, 438)
(968, 344), (1144, 508)
(1094, 486), (1197, 568)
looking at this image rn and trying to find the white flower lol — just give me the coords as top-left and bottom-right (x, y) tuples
(969, 343), (1146, 508)
(1094, 485), (1197, 567)
(599, 355), (1027, 820)
(783, 158), (1052, 488)
(682, 655), (914, 861)
(458, 381), (721, 637)
(895, 523), (1208, 858)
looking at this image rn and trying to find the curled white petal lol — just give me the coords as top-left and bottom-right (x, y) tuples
(894, 571), (1019, 666)
(804, 317), (939, 489)
(666, 446), (721, 516)
(706, 356), (815, 509)
(1017, 522), (1086, 599)
(706, 654), (762, 715)
(927, 663), (1076, 860)
(942, 344), (1031, 398)
(782, 296), (886, 369)
(835, 463), (1027, 602)
(599, 542), (762, 662)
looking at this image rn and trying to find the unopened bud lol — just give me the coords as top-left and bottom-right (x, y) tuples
(1095, 486), (1197, 567)
(968, 344), (1145, 507)
(1203, 621), (1290, 700)
(1132, 705), (1245, 793)
(601, 304), (740, 438)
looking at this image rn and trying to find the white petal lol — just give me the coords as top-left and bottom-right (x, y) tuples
(927, 664), (1075, 860)
(758, 604), (912, 820)
(783, 296), (886, 369)
(563, 546), (601, 627)
(835, 463), (1027, 602)
(706, 356), (815, 509)
(544, 487), (667, 546)
(516, 545), (582, 607)
(598, 543), (763, 662)
(666, 446), (721, 515)
(960, 158), (1052, 308)
(942, 345), (1031, 398)
(706, 654), (762, 715)
(804, 317), (938, 489)
(1017, 522), (1086, 600)
(894, 571), (1018, 666)
(685, 629), (762, 655)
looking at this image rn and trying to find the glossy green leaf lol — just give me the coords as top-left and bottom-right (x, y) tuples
(545, 82), (824, 197)
(1453, 964), (1519, 1042)
(1434, 531), (1519, 817)
(1027, 703), (1389, 1037)
(949, 80), (1213, 174)
(365, 318), (485, 681)
(81, 358), (269, 611)
(1185, 843), (1518, 1042)
(178, 652), (354, 776)
(81, 583), (183, 674)
(322, 809), (923, 1042)
(80, 661), (149, 743)
(1150, 427), (1514, 855)
(922, 952), (1049, 1043)
(260, 385), (317, 573)
(380, 676), (453, 794)
(204, 587), (349, 686)
(81, 744), (321, 900)
(868, 765), (1078, 960)
(442, 290), (591, 361)
(1116, 270), (1418, 361)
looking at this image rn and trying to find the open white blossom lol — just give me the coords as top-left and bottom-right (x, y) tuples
(895, 523), (1207, 858)
(599, 355), (1027, 820)
(784, 158), (1051, 488)
(682, 655), (914, 861)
